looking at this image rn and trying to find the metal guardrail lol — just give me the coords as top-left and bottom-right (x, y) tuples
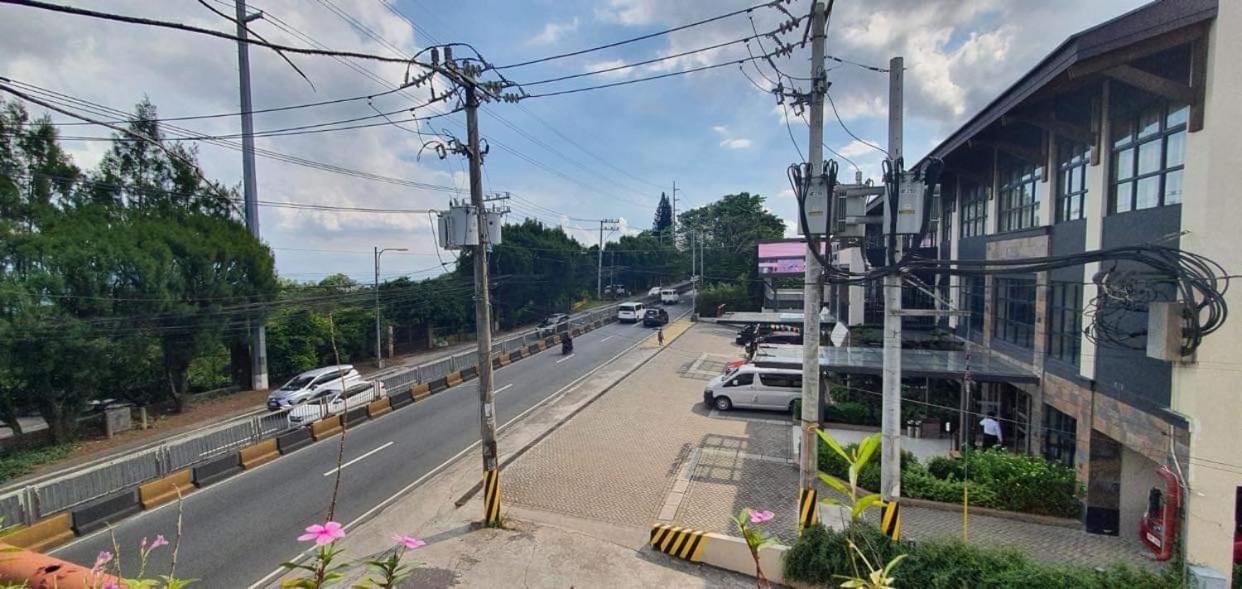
(0, 289), (696, 526)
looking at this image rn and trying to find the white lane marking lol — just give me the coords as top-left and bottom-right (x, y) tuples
(495, 384), (513, 394)
(247, 315), (681, 589)
(600, 335), (615, 342)
(322, 441), (393, 477)
(555, 354), (575, 364)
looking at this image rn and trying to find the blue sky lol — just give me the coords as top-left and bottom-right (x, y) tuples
(0, 0), (1147, 282)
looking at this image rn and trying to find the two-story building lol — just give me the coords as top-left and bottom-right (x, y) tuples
(912, 0), (1239, 577)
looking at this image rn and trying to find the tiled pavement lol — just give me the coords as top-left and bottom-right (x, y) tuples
(505, 321), (1159, 571)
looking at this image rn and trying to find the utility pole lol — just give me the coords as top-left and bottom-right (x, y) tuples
(462, 78), (502, 525)
(235, 0), (268, 391)
(671, 180), (679, 236)
(374, 246), (407, 369)
(880, 56), (904, 503)
(798, 0), (828, 522)
(597, 218), (619, 298)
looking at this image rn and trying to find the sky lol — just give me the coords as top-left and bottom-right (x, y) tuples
(0, 0), (1149, 283)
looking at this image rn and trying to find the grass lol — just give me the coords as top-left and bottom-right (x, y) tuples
(0, 442), (78, 484)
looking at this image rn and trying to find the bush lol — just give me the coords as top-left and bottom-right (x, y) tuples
(818, 439), (916, 492)
(962, 449), (1081, 517)
(0, 443), (76, 483)
(901, 465), (999, 509)
(783, 523), (1179, 588)
(925, 455), (962, 480)
(824, 401), (878, 426)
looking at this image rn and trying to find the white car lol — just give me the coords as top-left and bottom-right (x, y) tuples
(617, 301), (645, 323)
(647, 287), (661, 298)
(267, 365), (362, 411)
(660, 289), (680, 305)
(287, 382), (380, 427)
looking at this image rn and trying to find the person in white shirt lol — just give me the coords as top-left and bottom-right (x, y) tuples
(979, 412), (1003, 448)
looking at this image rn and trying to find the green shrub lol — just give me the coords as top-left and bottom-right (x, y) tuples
(901, 465), (999, 509)
(818, 439), (916, 492)
(0, 443), (76, 483)
(962, 449), (1081, 517)
(782, 523), (903, 585)
(925, 455), (962, 480)
(824, 401), (878, 426)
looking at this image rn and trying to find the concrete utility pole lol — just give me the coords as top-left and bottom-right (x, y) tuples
(671, 180), (679, 236)
(463, 80), (502, 524)
(597, 218), (619, 297)
(235, 0), (268, 391)
(374, 247), (407, 369)
(798, 0), (828, 504)
(880, 56), (904, 502)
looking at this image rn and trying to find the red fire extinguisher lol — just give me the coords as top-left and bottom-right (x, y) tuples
(1138, 465), (1181, 561)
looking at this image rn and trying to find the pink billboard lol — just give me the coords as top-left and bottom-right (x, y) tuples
(757, 240), (827, 276)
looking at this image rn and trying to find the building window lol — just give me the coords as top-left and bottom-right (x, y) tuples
(1047, 282), (1083, 366)
(994, 276), (1035, 348)
(998, 160), (1042, 232)
(966, 276), (985, 332)
(1057, 141), (1089, 222)
(1110, 102), (1187, 213)
(1042, 404), (1077, 468)
(960, 184), (987, 238)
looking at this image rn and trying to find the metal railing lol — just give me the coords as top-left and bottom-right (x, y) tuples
(0, 293), (673, 526)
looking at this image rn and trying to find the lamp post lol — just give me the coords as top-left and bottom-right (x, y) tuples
(374, 246), (408, 369)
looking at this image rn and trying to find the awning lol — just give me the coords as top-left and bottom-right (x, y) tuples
(714, 311), (836, 327)
(750, 345), (1039, 384)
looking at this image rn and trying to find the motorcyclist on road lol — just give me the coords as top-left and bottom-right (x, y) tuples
(560, 332), (574, 354)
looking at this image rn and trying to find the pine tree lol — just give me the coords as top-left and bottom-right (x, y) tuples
(653, 192), (673, 235)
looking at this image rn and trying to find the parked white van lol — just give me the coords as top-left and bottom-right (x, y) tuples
(660, 289), (680, 305)
(617, 301), (645, 323)
(702, 365), (802, 412)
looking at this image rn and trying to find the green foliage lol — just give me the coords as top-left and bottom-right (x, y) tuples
(818, 438), (917, 493)
(677, 192), (784, 305)
(695, 282), (752, 316)
(825, 401), (879, 426)
(784, 523), (1179, 588)
(901, 464), (999, 509)
(925, 456), (961, 480)
(0, 442), (75, 483)
(957, 449), (1081, 517)
(653, 192), (673, 235)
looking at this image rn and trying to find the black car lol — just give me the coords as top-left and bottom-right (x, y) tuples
(642, 307), (670, 327)
(537, 313), (570, 337)
(746, 330), (802, 355)
(735, 323), (780, 346)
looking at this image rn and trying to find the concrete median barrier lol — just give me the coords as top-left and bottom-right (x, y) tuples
(239, 438), (279, 469)
(192, 452), (242, 488)
(71, 490), (141, 535)
(366, 398), (392, 419)
(139, 469), (195, 509)
(461, 366), (478, 380)
(536, 341), (547, 352)
(445, 371), (463, 388)
(428, 377), (449, 394)
(343, 406), (369, 427)
(0, 514), (74, 553)
(410, 382), (431, 401)
(526, 344), (541, 355)
(389, 390), (413, 409)
(277, 428), (314, 454)
(510, 349), (524, 361)
(311, 416), (343, 440)
(648, 524), (788, 585)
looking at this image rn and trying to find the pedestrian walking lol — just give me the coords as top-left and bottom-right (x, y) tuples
(979, 412), (1003, 449)
(657, 327), (665, 346)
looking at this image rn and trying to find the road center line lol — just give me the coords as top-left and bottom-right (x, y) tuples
(555, 354), (575, 364)
(322, 441), (394, 477)
(600, 335), (615, 342)
(495, 384), (513, 394)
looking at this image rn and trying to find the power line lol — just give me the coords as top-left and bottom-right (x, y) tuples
(519, 48), (787, 100)
(517, 33), (771, 88)
(826, 92), (886, 155)
(495, 1), (778, 69)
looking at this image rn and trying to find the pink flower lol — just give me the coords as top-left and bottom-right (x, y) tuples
(393, 534), (426, 550)
(151, 534), (169, 550)
(93, 551), (113, 570)
(748, 509), (775, 524)
(102, 583), (120, 589)
(297, 521), (346, 546)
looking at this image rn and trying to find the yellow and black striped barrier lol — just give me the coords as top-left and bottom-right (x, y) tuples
(483, 469), (501, 525)
(798, 487), (818, 530)
(649, 524), (707, 562)
(881, 500), (901, 541)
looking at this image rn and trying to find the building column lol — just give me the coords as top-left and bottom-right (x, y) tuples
(1080, 82), (1111, 382)
(948, 178), (963, 330)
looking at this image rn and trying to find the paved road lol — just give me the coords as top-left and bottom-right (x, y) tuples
(54, 307), (685, 588)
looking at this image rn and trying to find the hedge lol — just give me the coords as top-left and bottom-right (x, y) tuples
(783, 522), (1179, 588)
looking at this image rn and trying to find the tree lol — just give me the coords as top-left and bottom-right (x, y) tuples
(678, 192), (785, 309)
(653, 192), (673, 236)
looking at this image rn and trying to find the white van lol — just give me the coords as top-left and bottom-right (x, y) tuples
(617, 301), (645, 323)
(660, 289), (680, 305)
(702, 365), (802, 412)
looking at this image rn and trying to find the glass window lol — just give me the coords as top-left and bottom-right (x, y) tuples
(1042, 404), (1077, 468)
(1056, 141), (1089, 222)
(728, 373), (753, 387)
(1047, 282), (1083, 366)
(760, 373), (798, 388)
(966, 276), (985, 333)
(994, 276), (1036, 348)
(998, 160), (1041, 232)
(960, 184), (988, 238)
(1110, 102), (1188, 213)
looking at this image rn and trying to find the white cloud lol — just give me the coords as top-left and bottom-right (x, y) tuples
(529, 17), (579, 45)
(594, 0), (658, 26)
(836, 139), (882, 159)
(584, 59), (632, 80)
(826, 94), (886, 122)
(719, 138), (752, 149)
(712, 125), (729, 135)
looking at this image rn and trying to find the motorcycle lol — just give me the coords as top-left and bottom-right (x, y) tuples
(561, 334), (574, 354)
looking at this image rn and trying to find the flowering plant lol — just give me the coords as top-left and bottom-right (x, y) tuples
(279, 522), (425, 589)
(733, 508), (778, 589)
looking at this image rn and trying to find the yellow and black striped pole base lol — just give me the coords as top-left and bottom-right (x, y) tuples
(798, 487), (818, 530)
(881, 499), (901, 541)
(483, 469), (501, 525)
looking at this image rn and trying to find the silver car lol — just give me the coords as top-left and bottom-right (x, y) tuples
(267, 365), (362, 411)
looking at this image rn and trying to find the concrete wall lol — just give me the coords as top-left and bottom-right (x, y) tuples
(1118, 446), (1163, 543)
(1172, 4), (1242, 579)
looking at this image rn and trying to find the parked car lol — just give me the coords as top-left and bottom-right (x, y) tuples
(537, 313), (570, 337)
(734, 323), (785, 346)
(605, 284), (629, 297)
(642, 307), (670, 327)
(267, 365), (362, 411)
(703, 365), (802, 412)
(617, 301), (645, 323)
(288, 381), (379, 427)
(647, 286), (662, 298)
(660, 289), (680, 305)
(746, 331), (802, 355)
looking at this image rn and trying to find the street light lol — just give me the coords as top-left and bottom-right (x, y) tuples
(374, 246), (408, 369)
